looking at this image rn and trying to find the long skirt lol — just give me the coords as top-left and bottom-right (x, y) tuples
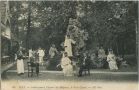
(17, 59), (24, 74)
(39, 56), (43, 64)
(62, 64), (73, 76)
(65, 46), (73, 57)
(108, 61), (118, 70)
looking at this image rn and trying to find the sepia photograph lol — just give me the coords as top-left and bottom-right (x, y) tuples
(0, 0), (138, 90)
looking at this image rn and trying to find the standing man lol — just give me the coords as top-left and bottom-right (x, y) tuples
(37, 47), (45, 65)
(64, 34), (76, 58)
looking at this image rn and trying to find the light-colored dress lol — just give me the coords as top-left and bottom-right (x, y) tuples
(107, 54), (118, 70)
(16, 50), (24, 74)
(29, 49), (33, 58)
(98, 49), (106, 59)
(17, 59), (24, 74)
(38, 49), (45, 64)
(64, 37), (76, 57)
(49, 47), (58, 58)
(61, 57), (73, 76)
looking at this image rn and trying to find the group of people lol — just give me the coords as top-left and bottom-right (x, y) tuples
(29, 47), (45, 65)
(59, 34), (121, 76)
(59, 34), (91, 77)
(15, 34), (122, 77)
(16, 46), (45, 75)
(90, 46), (119, 71)
(59, 48), (119, 77)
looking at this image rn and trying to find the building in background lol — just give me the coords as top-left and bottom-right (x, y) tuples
(1, 1), (18, 66)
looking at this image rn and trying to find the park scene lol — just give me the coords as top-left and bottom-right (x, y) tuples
(1, 1), (138, 89)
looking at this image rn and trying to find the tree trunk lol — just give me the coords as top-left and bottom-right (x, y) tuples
(16, 2), (19, 38)
(26, 1), (31, 50)
(116, 39), (119, 56)
(135, 20), (138, 60)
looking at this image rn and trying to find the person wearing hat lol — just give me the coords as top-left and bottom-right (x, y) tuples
(107, 49), (118, 71)
(60, 52), (73, 76)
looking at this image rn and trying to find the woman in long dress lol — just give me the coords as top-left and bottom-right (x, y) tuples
(61, 52), (73, 76)
(107, 50), (118, 71)
(37, 47), (45, 65)
(47, 44), (59, 70)
(98, 46), (106, 68)
(64, 35), (76, 57)
(49, 44), (58, 59)
(29, 49), (33, 61)
(17, 48), (24, 75)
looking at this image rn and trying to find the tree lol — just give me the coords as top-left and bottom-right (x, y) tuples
(9, 1), (137, 56)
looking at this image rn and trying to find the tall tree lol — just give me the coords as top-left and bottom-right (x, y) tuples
(26, 1), (31, 50)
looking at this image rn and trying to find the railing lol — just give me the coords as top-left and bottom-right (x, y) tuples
(1, 55), (14, 65)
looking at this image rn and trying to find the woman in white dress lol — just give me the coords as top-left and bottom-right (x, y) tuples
(29, 49), (33, 61)
(17, 48), (24, 75)
(37, 47), (45, 65)
(64, 35), (76, 57)
(107, 50), (118, 71)
(49, 44), (58, 59)
(60, 52), (73, 76)
(98, 47), (106, 59)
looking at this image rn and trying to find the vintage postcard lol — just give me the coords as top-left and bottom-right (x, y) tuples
(0, 0), (138, 90)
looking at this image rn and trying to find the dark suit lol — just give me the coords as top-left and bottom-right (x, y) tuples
(78, 54), (91, 76)
(30, 52), (39, 77)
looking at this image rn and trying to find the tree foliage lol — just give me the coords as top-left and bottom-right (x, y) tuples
(9, 1), (137, 55)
